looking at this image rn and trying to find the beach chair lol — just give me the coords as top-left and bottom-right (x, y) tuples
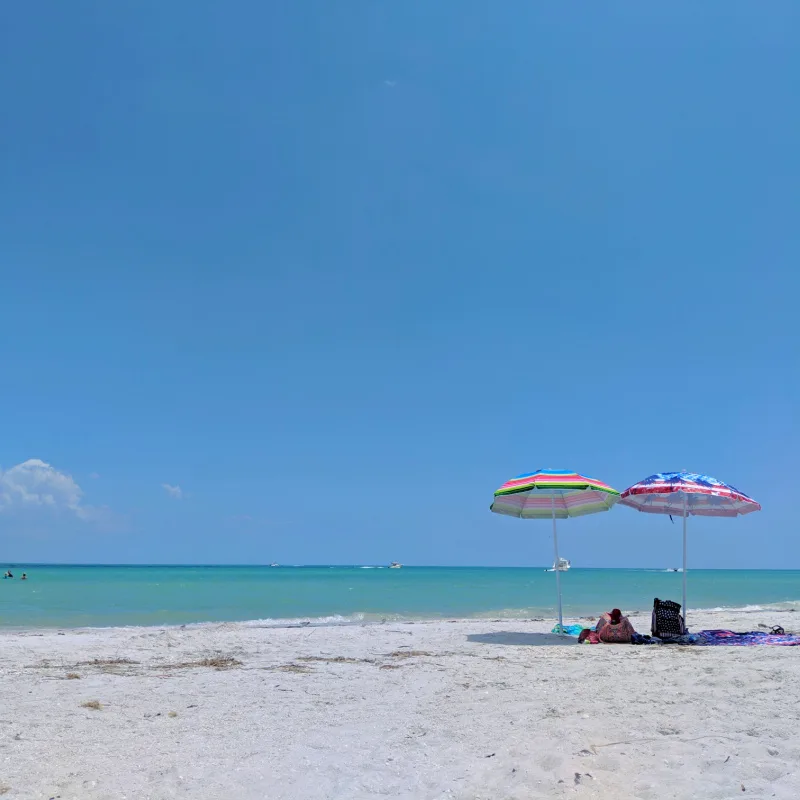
(651, 598), (686, 639)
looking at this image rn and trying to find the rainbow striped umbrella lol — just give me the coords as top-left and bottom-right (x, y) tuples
(620, 471), (761, 624)
(491, 469), (620, 631)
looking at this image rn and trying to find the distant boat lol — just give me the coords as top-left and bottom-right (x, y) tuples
(667, 567), (683, 573)
(389, 562), (402, 569)
(545, 558), (570, 573)
(269, 563), (279, 568)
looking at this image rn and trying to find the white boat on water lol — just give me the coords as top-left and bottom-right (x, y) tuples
(545, 558), (570, 572)
(269, 563), (279, 568)
(389, 562), (402, 569)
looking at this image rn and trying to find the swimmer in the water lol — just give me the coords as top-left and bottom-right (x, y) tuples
(21, 573), (27, 581)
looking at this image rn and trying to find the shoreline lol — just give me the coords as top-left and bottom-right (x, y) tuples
(3, 601), (798, 634)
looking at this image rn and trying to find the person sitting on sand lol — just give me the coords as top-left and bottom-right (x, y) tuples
(596, 608), (635, 644)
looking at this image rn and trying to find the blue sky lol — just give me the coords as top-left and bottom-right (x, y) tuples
(1, 2), (797, 567)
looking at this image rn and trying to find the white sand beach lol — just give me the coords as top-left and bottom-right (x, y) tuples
(1, 609), (799, 800)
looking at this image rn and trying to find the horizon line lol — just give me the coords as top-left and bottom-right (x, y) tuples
(0, 562), (795, 571)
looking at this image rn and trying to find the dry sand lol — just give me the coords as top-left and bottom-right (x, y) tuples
(1, 609), (799, 799)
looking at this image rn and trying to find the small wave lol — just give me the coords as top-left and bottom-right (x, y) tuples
(697, 602), (799, 613)
(241, 613), (380, 628)
(202, 599), (800, 630)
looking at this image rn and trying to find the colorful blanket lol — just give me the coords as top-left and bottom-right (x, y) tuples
(666, 630), (800, 647)
(556, 626), (800, 646)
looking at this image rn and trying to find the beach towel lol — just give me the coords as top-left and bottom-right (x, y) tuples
(551, 624), (585, 637)
(631, 632), (660, 645)
(694, 630), (800, 647)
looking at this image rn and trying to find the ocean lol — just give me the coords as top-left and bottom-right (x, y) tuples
(1, 565), (798, 629)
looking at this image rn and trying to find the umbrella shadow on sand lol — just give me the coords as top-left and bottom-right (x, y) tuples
(467, 632), (578, 647)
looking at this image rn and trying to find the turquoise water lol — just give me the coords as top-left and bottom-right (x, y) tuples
(0, 565), (798, 628)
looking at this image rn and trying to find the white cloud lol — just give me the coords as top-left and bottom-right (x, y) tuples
(162, 483), (183, 500)
(0, 459), (94, 519)
(89, 472), (100, 480)
(384, 80), (397, 88)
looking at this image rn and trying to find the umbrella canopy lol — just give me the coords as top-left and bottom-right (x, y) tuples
(491, 469), (620, 631)
(491, 469), (620, 519)
(620, 472), (761, 518)
(620, 471), (761, 624)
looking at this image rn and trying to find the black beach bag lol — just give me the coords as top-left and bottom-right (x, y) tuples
(651, 598), (686, 639)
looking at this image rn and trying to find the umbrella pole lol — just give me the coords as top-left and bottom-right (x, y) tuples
(682, 495), (688, 627)
(551, 498), (564, 633)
